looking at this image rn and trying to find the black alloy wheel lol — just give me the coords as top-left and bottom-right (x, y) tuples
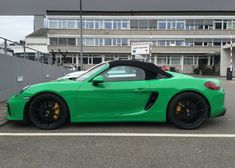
(167, 92), (209, 129)
(28, 93), (69, 129)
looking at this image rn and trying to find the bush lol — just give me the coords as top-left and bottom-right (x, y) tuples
(169, 67), (177, 72)
(194, 68), (200, 75)
(202, 68), (215, 75)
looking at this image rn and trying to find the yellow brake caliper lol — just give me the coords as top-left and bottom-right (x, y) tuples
(176, 102), (182, 115)
(53, 103), (60, 120)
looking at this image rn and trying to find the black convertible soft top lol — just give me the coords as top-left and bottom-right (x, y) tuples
(108, 60), (172, 78)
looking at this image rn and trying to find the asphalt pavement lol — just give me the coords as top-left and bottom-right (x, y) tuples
(0, 79), (234, 168)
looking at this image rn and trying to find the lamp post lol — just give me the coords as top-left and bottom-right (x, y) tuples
(80, 0), (83, 70)
(230, 31), (233, 72)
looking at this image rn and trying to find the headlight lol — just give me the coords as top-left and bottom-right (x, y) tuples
(16, 85), (31, 96)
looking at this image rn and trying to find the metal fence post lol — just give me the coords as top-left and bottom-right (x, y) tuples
(23, 45), (26, 59)
(4, 39), (7, 55)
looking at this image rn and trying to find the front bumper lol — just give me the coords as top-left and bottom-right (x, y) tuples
(7, 95), (28, 121)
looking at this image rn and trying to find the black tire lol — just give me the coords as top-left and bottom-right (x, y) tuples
(167, 92), (209, 129)
(28, 93), (69, 130)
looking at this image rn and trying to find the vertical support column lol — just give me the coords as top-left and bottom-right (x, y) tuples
(207, 56), (211, 66)
(212, 56), (215, 66)
(154, 55), (157, 64)
(180, 55), (184, 72)
(4, 39), (7, 55)
(102, 55), (105, 63)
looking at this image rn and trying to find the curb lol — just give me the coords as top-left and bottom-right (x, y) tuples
(0, 102), (8, 126)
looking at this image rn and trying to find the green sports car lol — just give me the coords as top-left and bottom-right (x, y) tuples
(7, 60), (226, 130)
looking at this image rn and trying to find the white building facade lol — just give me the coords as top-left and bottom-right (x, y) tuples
(34, 11), (235, 73)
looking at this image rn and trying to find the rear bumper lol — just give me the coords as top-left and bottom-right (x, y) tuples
(214, 108), (226, 118)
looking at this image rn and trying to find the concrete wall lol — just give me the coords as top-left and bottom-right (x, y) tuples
(0, 53), (71, 102)
(34, 15), (45, 31)
(220, 48), (235, 76)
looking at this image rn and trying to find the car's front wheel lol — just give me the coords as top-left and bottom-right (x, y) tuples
(167, 92), (209, 129)
(28, 93), (69, 129)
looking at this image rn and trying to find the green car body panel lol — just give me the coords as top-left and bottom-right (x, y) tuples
(7, 63), (225, 124)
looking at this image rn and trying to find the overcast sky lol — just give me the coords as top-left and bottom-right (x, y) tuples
(1, 0), (235, 15)
(0, 16), (33, 42)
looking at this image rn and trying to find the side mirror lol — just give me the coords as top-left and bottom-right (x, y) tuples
(92, 75), (104, 86)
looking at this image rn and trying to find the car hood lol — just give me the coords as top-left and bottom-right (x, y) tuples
(22, 79), (83, 96)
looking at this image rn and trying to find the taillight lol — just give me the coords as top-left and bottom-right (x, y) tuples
(204, 81), (220, 90)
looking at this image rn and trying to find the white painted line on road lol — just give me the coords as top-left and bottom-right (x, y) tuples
(0, 133), (235, 138)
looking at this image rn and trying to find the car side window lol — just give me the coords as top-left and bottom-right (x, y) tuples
(101, 66), (146, 82)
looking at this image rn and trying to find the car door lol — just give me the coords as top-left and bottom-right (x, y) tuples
(77, 65), (152, 118)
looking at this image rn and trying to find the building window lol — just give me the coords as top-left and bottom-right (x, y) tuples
(113, 20), (122, 29)
(186, 20), (195, 30)
(77, 20), (85, 29)
(95, 20), (103, 29)
(49, 38), (58, 45)
(58, 38), (67, 45)
(214, 20), (223, 29)
(67, 20), (76, 29)
(167, 20), (176, 30)
(157, 57), (167, 65)
(171, 57), (181, 65)
(63, 57), (72, 64)
(213, 39), (222, 46)
(58, 20), (66, 29)
(68, 38), (76, 46)
(203, 39), (212, 46)
(105, 55), (115, 61)
(139, 20), (149, 29)
(194, 39), (203, 46)
(86, 20), (94, 29)
(104, 38), (112, 46)
(49, 20), (57, 28)
(104, 20), (112, 29)
(122, 20), (129, 29)
(149, 20), (157, 29)
(176, 21), (185, 29)
(158, 21), (167, 29)
(86, 38), (95, 46)
(158, 40), (166, 46)
(204, 19), (213, 29)
(184, 57), (193, 65)
(95, 38), (103, 46)
(130, 20), (139, 29)
(117, 38), (122, 46)
(122, 38), (128, 46)
(176, 40), (185, 46)
(93, 57), (102, 64)
(195, 20), (204, 29)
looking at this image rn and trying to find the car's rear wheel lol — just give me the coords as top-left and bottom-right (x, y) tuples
(28, 93), (69, 129)
(167, 92), (209, 129)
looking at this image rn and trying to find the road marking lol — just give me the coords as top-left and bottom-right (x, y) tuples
(0, 133), (235, 137)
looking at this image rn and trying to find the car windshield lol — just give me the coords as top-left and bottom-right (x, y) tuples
(76, 63), (107, 81)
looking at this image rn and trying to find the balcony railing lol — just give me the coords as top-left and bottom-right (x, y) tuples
(0, 37), (53, 65)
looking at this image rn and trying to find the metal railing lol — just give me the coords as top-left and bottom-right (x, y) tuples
(0, 37), (54, 65)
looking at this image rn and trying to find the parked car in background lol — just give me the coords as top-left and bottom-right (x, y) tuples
(63, 65), (77, 71)
(57, 71), (85, 80)
(158, 65), (169, 71)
